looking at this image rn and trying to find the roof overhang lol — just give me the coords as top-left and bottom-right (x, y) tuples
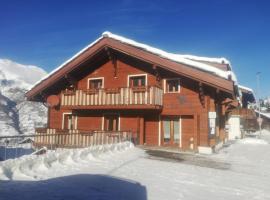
(26, 37), (235, 101)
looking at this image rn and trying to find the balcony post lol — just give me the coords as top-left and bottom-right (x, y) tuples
(139, 117), (144, 145)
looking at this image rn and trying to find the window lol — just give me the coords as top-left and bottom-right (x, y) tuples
(88, 78), (104, 89)
(163, 117), (180, 145)
(166, 79), (180, 93)
(129, 75), (146, 87)
(104, 114), (119, 131)
(62, 113), (77, 130)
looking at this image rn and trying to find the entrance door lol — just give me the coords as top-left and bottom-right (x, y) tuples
(104, 114), (119, 131)
(163, 117), (180, 145)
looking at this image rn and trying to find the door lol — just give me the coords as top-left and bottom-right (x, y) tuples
(104, 114), (119, 131)
(63, 114), (76, 130)
(181, 115), (195, 150)
(163, 117), (180, 145)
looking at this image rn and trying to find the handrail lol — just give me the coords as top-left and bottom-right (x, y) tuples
(61, 85), (163, 107)
(16, 129), (133, 149)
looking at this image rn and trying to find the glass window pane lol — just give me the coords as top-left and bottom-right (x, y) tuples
(167, 79), (179, 92)
(173, 119), (180, 143)
(130, 76), (146, 87)
(163, 119), (170, 142)
(90, 79), (102, 89)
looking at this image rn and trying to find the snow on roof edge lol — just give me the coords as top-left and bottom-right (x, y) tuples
(29, 31), (237, 94)
(238, 85), (254, 93)
(255, 110), (270, 119)
(178, 54), (231, 65)
(102, 31), (236, 82)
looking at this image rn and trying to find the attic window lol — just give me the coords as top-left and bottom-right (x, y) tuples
(88, 77), (104, 89)
(165, 79), (180, 93)
(128, 74), (147, 87)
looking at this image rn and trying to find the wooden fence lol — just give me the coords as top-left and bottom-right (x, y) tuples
(34, 128), (132, 149)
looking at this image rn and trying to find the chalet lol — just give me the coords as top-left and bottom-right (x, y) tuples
(26, 32), (240, 153)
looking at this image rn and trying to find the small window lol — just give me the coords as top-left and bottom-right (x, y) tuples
(129, 76), (146, 87)
(166, 79), (180, 93)
(88, 78), (103, 89)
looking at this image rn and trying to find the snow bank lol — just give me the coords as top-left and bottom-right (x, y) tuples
(238, 138), (268, 145)
(0, 142), (133, 180)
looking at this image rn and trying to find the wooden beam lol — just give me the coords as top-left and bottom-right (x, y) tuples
(139, 117), (144, 145)
(152, 64), (161, 83)
(64, 74), (77, 89)
(199, 82), (205, 108)
(113, 55), (118, 78)
(105, 47), (118, 78)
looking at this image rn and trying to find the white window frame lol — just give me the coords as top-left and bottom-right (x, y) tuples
(87, 77), (104, 89)
(127, 74), (148, 87)
(164, 78), (181, 93)
(102, 113), (121, 131)
(62, 112), (78, 130)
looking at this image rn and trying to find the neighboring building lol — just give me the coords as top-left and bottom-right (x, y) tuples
(227, 85), (256, 139)
(255, 111), (270, 130)
(26, 32), (239, 153)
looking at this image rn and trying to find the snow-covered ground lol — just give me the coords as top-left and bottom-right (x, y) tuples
(1, 131), (270, 200)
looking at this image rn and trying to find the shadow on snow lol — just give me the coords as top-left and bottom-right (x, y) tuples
(0, 174), (147, 200)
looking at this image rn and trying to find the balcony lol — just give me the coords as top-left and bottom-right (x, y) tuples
(60, 86), (163, 109)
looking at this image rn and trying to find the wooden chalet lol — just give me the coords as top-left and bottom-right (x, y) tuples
(26, 32), (239, 152)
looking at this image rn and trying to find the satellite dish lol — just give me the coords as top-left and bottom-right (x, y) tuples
(46, 95), (60, 107)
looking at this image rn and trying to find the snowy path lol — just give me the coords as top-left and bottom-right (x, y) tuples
(1, 131), (270, 200)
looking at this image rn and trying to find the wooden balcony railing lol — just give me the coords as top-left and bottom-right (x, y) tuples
(230, 108), (256, 119)
(34, 128), (132, 148)
(60, 86), (163, 107)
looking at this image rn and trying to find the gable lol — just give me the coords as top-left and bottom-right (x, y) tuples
(77, 57), (157, 90)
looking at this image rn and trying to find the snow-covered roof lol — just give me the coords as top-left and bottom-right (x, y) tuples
(238, 85), (254, 93)
(177, 54), (231, 65)
(30, 31), (237, 91)
(255, 111), (270, 119)
(103, 32), (236, 81)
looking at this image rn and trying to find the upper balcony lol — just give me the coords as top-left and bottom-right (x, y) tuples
(60, 86), (163, 110)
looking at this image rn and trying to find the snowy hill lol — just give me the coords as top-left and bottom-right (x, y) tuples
(0, 59), (47, 136)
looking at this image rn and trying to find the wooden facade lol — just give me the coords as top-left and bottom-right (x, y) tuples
(26, 33), (238, 152)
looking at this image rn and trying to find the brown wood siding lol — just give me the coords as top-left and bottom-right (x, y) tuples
(120, 114), (140, 143)
(78, 59), (157, 90)
(161, 76), (210, 147)
(144, 114), (159, 145)
(77, 114), (102, 131)
(181, 115), (195, 150)
(48, 107), (72, 129)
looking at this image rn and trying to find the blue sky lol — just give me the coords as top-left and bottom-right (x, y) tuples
(0, 0), (269, 97)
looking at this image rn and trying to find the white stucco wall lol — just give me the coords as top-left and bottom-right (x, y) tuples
(228, 115), (241, 140)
